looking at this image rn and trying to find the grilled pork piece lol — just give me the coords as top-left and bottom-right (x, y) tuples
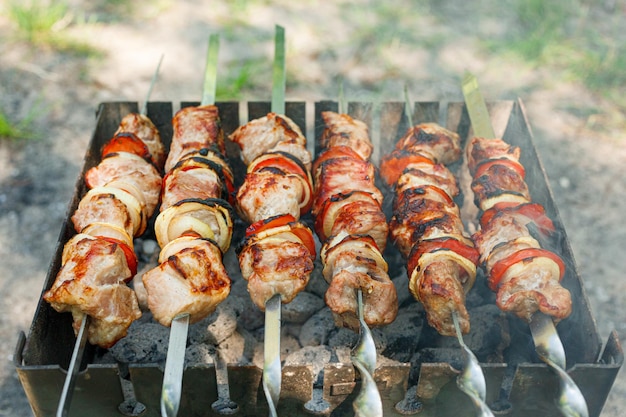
(321, 232), (397, 329)
(238, 217), (316, 309)
(44, 234), (141, 348)
(164, 105), (224, 172)
(382, 122), (478, 335)
(312, 111), (397, 329)
(85, 152), (162, 215)
(115, 112), (166, 171)
(230, 112), (311, 169)
(467, 136), (572, 322)
(143, 105), (234, 327)
(231, 113), (316, 307)
(319, 111), (373, 161)
(142, 236), (231, 326)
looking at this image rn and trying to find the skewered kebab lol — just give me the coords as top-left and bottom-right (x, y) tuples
(313, 108), (397, 417)
(229, 25), (316, 416)
(380, 121), (479, 336)
(466, 136), (571, 321)
(43, 93), (164, 349)
(313, 109), (397, 329)
(42, 58), (165, 417)
(140, 35), (235, 417)
(462, 73), (587, 417)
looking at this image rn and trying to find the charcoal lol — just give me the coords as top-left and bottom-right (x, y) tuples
(282, 292), (325, 324)
(381, 302), (425, 362)
(188, 297), (240, 345)
(284, 345), (333, 385)
(305, 260), (328, 299)
(185, 343), (216, 367)
(217, 328), (256, 365)
(109, 322), (169, 364)
(436, 304), (510, 362)
(299, 307), (336, 346)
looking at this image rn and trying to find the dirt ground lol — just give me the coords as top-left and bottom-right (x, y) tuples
(0, 1), (624, 416)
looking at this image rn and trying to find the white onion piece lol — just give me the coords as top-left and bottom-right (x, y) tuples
(84, 186), (144, 236)
(81, 222), (134, 249)
(409, 250), (477, 298)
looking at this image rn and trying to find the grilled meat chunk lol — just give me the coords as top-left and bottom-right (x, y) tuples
(229, 112), (311, 169)
(142, 237), (231, 326)
(321, 233), (397, 330)
(320, 111), (373, 161)
(85, 152), (162, 215)
(43, 234), (141, 348)
(115, 112), (166, 171)
(165, 105), (224, 172)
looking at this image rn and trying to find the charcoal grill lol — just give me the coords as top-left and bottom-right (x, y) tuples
(14, 100), (623, 417)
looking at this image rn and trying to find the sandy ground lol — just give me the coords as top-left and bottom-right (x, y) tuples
(0, 1), (624, 416)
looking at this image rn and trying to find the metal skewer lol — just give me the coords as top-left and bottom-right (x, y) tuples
(56, 315), (90, 417)
(452, 312), (494, 417)
(351, 289), (382, 417)
(261, 24), (287, 417)
(462, 72), (589, 417)
(140, 54), (164, 116)
(160, 33), (220, 417)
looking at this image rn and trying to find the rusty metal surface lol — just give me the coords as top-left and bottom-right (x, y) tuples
(14, 101), (623, 417)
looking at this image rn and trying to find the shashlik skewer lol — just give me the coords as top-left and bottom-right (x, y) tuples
(229, 25), (316, 417)
(139, 34), (235, 417)
(462, 73), (587, 417)
(44, 58), (166, 417)
(380, 121), (479, 336)
(313, 108), (396, 417)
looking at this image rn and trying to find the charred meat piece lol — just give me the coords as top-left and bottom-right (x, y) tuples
(238, 216), (316, 309)
(320, 111), (373, 161)
(44, 234), (141, 348)
(115, 112), (166, 171)
(165, 105), (224, 172)
(321, 233), (397, 330)
(85, 152), (162, 216)
(229, 112), (311, 169)
(142, 237), (231, 326)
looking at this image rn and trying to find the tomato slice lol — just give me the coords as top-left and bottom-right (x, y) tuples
(245, 213), (316, 257)
(102, 132), (152, 162)
(290, 223), (317, 258)
(245, 214), (297, 237)
(407, 237), (479, 276)
(474, 158), (526, 180)
(98, 236), (138, 279)
(379, 150), (434, 187)
(480, 202), (556, 235)
(250, 152), (307, 177)
(488, 247), (566, 290)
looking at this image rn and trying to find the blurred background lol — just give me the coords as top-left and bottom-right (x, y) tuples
(1, 0), (624, 416)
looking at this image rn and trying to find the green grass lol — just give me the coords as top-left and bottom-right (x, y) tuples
(0, 108), (38, 141)
(8, 0), (100, 57)
(484, 0), (626, 108)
